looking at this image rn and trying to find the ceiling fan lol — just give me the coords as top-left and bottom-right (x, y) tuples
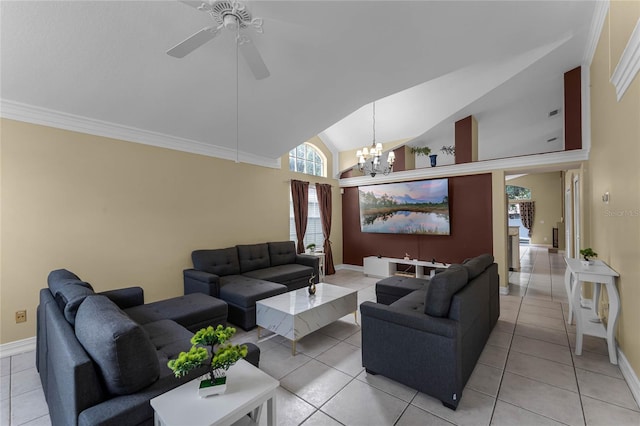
(167, 0), (270, 80)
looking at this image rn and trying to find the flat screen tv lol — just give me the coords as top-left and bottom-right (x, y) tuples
(358, 178), (450, 235)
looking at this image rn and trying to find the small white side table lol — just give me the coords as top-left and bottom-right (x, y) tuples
(564, 257), (620, 364)
(310, 251), (326, 281)
(150, 359), (279, 426)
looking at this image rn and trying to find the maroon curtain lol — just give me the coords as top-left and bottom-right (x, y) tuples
(520, 201), (535, 237)
(291, 180), (309, 254)
(316, 183), (335, 275)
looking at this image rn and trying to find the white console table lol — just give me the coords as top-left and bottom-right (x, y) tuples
(363, 256), (449, 279)
(564, 257), (620, 364)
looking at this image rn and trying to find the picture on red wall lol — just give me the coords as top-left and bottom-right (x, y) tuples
(358, 178), (450, 235)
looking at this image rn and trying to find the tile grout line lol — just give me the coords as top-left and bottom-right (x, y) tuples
(488, 288), (523, 426)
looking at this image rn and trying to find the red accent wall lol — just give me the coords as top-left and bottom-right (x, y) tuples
(392, 146), (407, 172)
(455, 116), (474, 164)
(342, 173), (493, 266)
(564, 66), (582, 150)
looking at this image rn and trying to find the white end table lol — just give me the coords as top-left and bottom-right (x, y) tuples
(150, 359), (279, 426)
(309, 251), (326, 281)
(564, 257), (620, 364)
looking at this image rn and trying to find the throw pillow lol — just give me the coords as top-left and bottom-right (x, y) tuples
(75, 295), (160, 395)
(424, 266), (469, 317)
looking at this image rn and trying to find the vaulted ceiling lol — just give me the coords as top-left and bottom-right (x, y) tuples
(1, 1), (597, 172)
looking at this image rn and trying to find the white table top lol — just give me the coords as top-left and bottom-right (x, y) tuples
(256, 283), (356, 315)
(150, 359), (279, 426)
(565, 258), (619, 278)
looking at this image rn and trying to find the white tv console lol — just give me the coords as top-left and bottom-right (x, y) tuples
(363, 256), (450, 279)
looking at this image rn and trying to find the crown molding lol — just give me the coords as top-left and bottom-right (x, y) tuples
(339, 149), (589, 188)
(0, 99), (281, 169)
(583, 0), (609, 67)
(610, 18), (640, 102)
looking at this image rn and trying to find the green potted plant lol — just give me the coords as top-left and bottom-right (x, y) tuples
(579, 248), (598, 267)
(440, 145), (455, 156)
(306, 243), (316, 254)
(410, 146), (431, 156)
(168, 325), (247, 397)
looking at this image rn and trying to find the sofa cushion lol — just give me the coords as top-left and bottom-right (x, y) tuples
(47, 269), (93, 295)
(424, 266), (469, 317)
(390, 289), (427, 313)
(125, 293), (227, 331)
(268, 241), (297, 266)
(53, 283), (96, 325)
(243, 264), (313, 285)
(237, 243), (271, 273)
(142, 319), (196, 377)
(219, 276), (287, 308)
(376, 276), (428, 300)
(462, 254), (494, 279)
(75, 295), (160, 396)
(192, 248), (240, 276)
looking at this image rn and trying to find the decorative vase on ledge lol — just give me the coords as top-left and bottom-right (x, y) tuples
(429, 154), (438, 167)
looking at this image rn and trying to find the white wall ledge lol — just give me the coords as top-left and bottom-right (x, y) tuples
(339, 149), (589, 187)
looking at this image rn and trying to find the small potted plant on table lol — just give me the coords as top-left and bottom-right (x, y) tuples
(168, 325), (247, 397)
(579, 248), (598, 267)
(306, 243), (316, 254)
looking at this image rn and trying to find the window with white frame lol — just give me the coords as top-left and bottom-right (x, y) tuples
(289, 184), (324, 251)
(289, 143), (325, 177)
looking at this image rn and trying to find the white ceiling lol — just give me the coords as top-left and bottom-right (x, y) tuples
(1, 1), (597, 171)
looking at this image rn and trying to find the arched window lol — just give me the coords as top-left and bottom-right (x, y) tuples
(289, 143), (326, 177)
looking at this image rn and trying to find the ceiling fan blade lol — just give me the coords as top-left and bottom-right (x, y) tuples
(178, 1), (207, 10)
(239, 35), (270, 80)
(167, 27), (218, 58)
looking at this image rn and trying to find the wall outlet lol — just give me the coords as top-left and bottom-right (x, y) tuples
(15, 310), (27, 323)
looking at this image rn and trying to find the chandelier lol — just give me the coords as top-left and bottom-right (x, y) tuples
(356, 102), (395, 177)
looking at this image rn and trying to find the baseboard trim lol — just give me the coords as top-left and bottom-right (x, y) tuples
(0, 337), (36, 359)
(335, 264), (364, 272)
(618, 347), (640, 408)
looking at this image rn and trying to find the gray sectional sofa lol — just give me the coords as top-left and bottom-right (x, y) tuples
(360, 254), (499, 410)
(183, 241), (319, 330)
(37, 269), (259, 426)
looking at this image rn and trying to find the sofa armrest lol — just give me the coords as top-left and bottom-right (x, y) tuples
(99, 287), (144, 309)
(183, 269), (221, 297)
(295, 254), (320, 282)
(360, 301), (456, 338)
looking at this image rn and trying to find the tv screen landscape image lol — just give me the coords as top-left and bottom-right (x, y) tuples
(358, 179), (450, 235)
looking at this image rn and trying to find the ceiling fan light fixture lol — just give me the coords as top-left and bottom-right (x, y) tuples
(169, 0), (270, 80)
(223, 14), (239, 29)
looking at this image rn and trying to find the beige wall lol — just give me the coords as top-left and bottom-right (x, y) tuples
(508, 172), (564, 246)
(492, 170), (508, 290)
(0, 119), (342, 344)
(589, 1), (640, 378)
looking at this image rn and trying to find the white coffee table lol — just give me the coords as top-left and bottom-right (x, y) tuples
(150, 359), (279, 426)
(256, 283), (358, 355)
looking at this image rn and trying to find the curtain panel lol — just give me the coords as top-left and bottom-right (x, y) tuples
(291, 180), (309, 254)
(520, 201), (535, 237)
(316, 183), (335, 275)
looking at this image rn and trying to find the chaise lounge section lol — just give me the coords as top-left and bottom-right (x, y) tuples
(183, 241), (319, 330)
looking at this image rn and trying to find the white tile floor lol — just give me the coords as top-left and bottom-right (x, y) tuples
(2, 246), (639, 425)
